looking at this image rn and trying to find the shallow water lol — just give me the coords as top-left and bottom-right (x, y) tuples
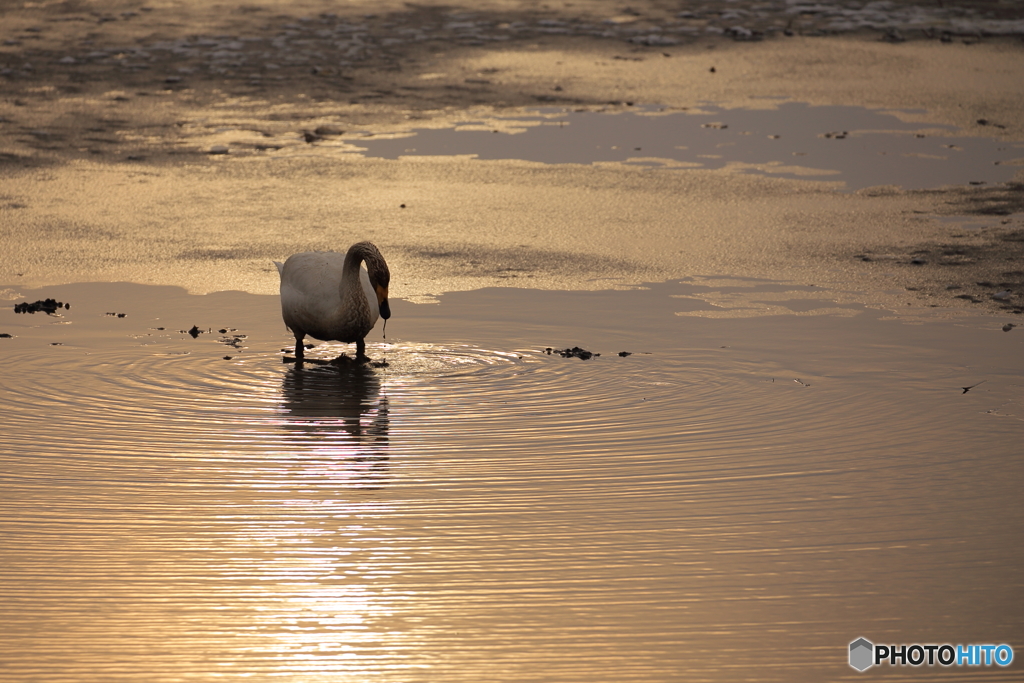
(2, 282), (1022, 681)
(352, 104), (1024, 190)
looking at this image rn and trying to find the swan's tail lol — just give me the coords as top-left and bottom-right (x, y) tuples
(273, 260), (284, 275)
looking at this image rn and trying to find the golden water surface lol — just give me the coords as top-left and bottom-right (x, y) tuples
(1, 283), (1021, 682)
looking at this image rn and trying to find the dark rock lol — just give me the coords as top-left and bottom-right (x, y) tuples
(618, 351), (632, 357)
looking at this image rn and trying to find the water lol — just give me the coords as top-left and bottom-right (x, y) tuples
(352, 103), (1023, 190)
(2, 282), (1022, 681)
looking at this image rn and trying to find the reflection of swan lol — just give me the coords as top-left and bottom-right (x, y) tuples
(275, 242), (391, 361)
(280, 365), (390, 485)
(281, 365), (387, 437)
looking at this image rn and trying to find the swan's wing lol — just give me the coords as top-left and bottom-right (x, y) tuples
(279, 252), (346, 338)
(279, 252), (346, 296)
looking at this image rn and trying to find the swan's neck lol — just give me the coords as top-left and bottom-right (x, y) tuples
(341, 249), (365, 294)
(340, 248), (373, 324)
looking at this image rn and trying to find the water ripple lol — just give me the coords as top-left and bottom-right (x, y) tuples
(3, 288), (1022, 682)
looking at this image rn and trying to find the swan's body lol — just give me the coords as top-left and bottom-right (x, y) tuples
(275, 241), (391, 361)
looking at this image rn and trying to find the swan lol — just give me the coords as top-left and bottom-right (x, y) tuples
(274, 241), (391, 361)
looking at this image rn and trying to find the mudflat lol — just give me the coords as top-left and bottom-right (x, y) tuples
(2, 2), (1023, 681)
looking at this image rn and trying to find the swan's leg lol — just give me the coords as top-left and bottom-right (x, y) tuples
(356, 338), (366, 359)
(294, 330), (306, 361)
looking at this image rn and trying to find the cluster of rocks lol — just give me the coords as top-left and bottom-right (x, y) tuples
(13, 298), (69, 314)
(543, 346), (639, 360)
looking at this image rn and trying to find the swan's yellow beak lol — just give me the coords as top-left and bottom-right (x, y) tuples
(376, 285), (391, 319)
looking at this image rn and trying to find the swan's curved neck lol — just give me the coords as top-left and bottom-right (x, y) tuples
(342, 248), (366, 291)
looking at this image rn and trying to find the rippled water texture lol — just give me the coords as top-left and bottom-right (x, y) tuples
(1, 282), (1022, 681)
(354, 103), (1023, 190)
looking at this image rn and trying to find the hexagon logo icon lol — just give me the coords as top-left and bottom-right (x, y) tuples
(849, 638), (874, 671)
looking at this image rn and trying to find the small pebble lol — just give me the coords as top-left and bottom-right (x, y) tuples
(1003, 323), (1016, 332)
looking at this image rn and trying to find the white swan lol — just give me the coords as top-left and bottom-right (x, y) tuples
(274, 241), (391, 361)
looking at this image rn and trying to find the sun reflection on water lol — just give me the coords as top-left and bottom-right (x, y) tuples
(212, 361), (416, 678)
(241, 517), (421, 679)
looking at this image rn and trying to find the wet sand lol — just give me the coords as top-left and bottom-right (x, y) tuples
(3, 1), (1024, 312)
(2, 1), (1024, 681)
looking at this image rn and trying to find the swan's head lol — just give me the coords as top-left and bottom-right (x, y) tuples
(363, 245), (391, 320)
(375, 279), (391, 320)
